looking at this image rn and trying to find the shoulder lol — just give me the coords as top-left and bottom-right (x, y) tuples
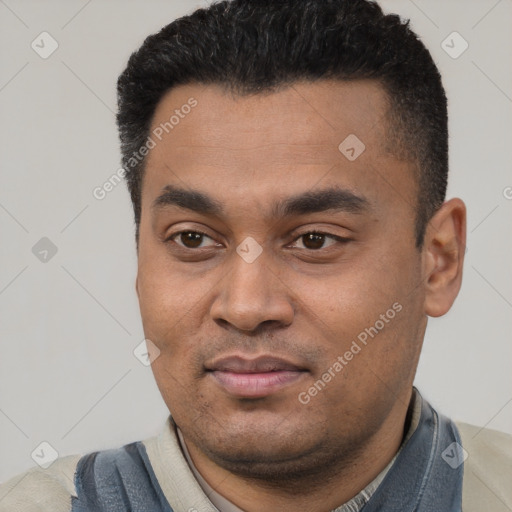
(456, 421), (512, 512)
(0, 441), (160, 512)
(0, 421), (195, 512)
(0, 454), (81, 512)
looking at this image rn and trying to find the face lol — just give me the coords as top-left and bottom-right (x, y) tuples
(136, 80), (430, 479)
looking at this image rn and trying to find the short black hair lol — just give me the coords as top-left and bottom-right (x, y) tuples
(117, 0), (448, 248)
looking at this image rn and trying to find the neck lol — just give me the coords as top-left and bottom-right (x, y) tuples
(180, 390), (414, 512)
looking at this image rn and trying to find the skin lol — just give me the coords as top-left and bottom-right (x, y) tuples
(135, 80), (466, 512)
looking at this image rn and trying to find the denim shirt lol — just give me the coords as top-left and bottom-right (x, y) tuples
(361, 394), (463, 511)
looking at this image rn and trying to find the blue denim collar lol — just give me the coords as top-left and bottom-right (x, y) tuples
(361, 390), (464, 512)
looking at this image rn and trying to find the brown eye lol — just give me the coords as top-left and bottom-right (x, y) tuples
(290, 232), (349, 251)
(180, 231), (204, 248)
(170, 230), (217, 249)
(302, 233), (327, 250)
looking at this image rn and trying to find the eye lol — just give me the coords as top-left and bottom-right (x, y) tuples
(290, 232), (349, 250)
(168, 230), (220, 249)
(166, 230), (349, 252)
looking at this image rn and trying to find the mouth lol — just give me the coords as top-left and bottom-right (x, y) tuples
(205, 355), (308, 399)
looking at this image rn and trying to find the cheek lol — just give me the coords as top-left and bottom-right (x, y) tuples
(137, 254), (194, 332)
(149, 359), (198, 423)
(304, 250), (421, 376)
(136, 257), (213, 377)
(302, 264), (393, 338)
(137, 272), (188, 378)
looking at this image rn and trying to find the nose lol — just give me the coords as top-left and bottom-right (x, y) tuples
(210, 248), (295, 333)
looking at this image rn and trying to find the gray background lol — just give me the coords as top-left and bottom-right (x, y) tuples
(0, 0), (511, 482)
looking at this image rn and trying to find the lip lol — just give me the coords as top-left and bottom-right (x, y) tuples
(206, 355), (307, 398)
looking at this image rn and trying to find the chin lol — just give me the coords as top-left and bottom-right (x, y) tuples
(200, 431), (352, 487)
(183, 410), (345, 480)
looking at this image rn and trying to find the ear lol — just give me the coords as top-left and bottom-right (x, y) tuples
(422, 198), (466, 317)
(135, 275), (140, 299)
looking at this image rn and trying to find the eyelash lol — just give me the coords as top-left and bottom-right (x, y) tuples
(166, 230), (351, 251)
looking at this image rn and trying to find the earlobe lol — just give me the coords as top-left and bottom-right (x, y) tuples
(423, 198), (467, 317)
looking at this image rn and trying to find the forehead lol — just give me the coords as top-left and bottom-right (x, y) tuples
(142, 80), (415, 218)
(150, 79), (388, 150)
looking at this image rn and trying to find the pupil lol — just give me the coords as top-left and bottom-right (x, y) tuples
(180, 233), (326, 249)
(304, 233), (324, 249)
(182, 232), (203, 248)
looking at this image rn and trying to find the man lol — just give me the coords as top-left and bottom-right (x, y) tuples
(1, 0), (510, 510)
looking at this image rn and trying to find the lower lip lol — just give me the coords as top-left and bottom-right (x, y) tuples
(210, 370), (305, 398)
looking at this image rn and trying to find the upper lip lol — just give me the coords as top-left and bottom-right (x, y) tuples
(206, 355), (306, 373)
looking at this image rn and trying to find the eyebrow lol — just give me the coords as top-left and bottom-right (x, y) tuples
(152, 185), (372, 218)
